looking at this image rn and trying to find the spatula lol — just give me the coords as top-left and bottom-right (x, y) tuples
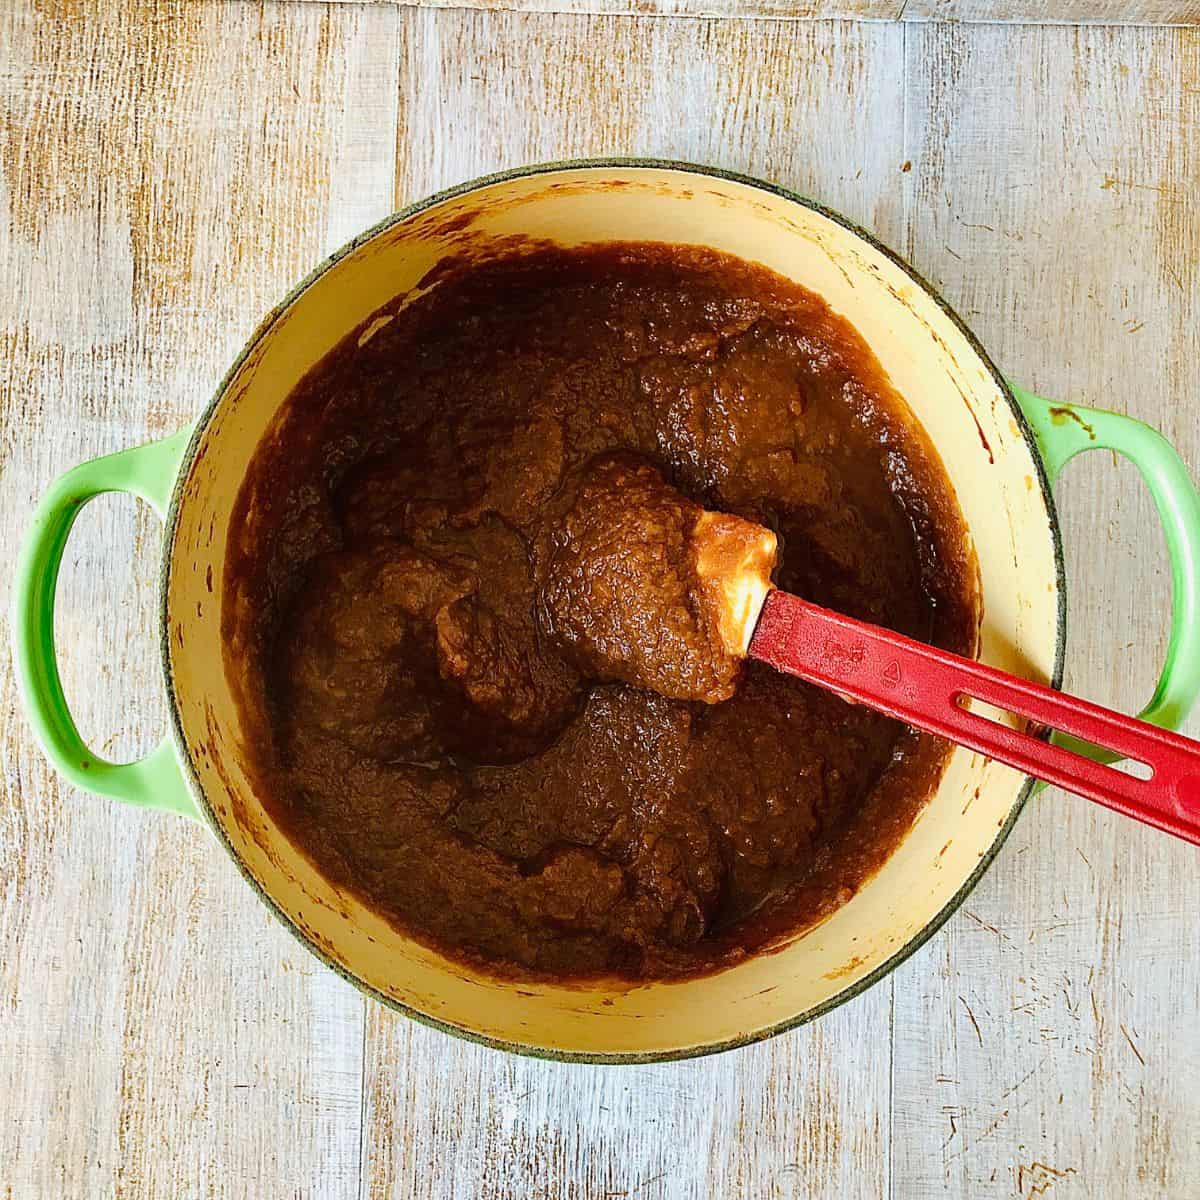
(541, 456), (1200, 848)
(749, 589), (1200, 847)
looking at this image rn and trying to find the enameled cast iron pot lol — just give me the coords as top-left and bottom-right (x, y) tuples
(15, 161), (1200, 1062)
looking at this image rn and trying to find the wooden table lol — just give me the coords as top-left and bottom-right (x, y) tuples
(3, 2), (1199, 1195)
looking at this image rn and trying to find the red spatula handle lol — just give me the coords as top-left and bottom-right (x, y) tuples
(749, 590), (1200, 846)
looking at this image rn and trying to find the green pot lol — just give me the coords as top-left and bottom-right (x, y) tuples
(13, 160), (1200, 1062)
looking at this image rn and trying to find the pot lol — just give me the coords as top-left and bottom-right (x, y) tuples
(14, 160), (1200, 1062)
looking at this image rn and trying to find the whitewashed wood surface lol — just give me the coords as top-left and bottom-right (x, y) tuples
(2, 4), (1199, 1197)
(905, 0), (1200, 22)
(293, 0), (1200, 28)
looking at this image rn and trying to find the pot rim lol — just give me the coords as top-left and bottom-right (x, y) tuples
(159, 156), (1068, 1064)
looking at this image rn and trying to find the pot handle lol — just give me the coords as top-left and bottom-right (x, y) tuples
(1011, 385), (1200, 759)
(11, 428), (200, 820)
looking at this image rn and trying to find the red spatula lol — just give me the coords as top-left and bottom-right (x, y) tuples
(749, 590), (1200, 846)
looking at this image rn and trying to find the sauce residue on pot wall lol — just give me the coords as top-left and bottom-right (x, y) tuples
(223, 242), (978, 982)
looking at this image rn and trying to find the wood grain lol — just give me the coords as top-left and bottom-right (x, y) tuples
(3, 3), (1200, 1198)
(365, 1000), (892, 1200)
(893, 22), (1200, 1200)
(289, 0), (1200, 26)
(903, 0), (1200, 22)
(392, 8), (909, 234)
(0, 1), (400, 1194)
(297, 0), (904, 20)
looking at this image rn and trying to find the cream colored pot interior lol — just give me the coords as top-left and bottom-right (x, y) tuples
(166, 165), (1061, 1059)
